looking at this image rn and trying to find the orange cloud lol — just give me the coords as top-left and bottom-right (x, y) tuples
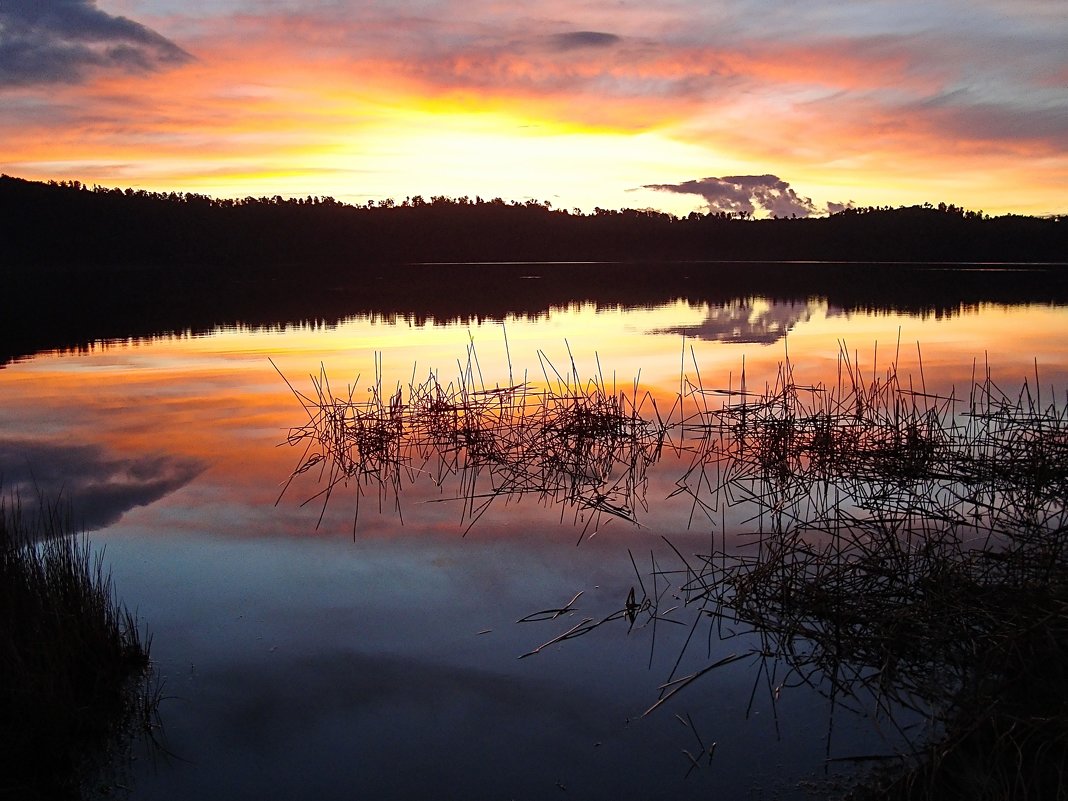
(2, 2), (1065, 215)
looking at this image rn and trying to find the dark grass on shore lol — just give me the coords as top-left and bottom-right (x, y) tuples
(0, 494), (157, 800)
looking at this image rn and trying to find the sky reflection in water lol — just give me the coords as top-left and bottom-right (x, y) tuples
(3, 297), (1068, 799)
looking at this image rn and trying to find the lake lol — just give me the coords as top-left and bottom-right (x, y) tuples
(3, 263), (1068, 799)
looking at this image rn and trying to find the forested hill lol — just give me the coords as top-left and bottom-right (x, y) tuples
(2, 175), (1065, 271)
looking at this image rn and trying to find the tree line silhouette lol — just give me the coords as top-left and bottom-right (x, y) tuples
(3, 174), (1065, 271)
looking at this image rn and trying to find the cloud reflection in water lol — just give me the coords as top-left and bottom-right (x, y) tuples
(0, 438), (205, 530)
(654, 299), (834, 345)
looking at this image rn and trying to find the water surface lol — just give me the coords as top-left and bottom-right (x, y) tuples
(3, 281), (1068, 799)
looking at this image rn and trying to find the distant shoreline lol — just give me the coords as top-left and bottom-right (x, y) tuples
(3, 175), (1066, 271)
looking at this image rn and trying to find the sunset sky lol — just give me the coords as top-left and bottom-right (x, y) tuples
(1, 0), (1065, 217)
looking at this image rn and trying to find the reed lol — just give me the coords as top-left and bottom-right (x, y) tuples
(658, 346), (1068, 799)
(0, 493), (158, 799)
(279, 341), (1068, 798)
(277, 346), (665, 537)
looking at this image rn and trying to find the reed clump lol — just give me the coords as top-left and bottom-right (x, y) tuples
(277, 346), (664, 536)
(662, 347), (1068, 800)
(280, 342), (1068, 797)
(0, 494), (157, 800)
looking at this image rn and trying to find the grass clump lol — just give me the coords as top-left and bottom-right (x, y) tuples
(0, 494), (157, 800)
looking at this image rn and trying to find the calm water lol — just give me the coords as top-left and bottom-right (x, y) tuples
(4, 285), (1068, 799)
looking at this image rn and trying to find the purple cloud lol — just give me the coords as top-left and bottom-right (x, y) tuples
(644, 174), (823, 217)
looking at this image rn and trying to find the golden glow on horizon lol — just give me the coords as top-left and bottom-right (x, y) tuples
(1, 57), (725, 212)
(1, 2), (1065, 217)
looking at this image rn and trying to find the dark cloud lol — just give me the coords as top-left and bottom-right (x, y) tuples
(547, 31), (621, 51)
(644, 174), (821, 218)
(0, 0), (192, 86)
(0, 438), (205, 530)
